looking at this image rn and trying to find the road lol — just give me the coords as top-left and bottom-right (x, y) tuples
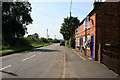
(0, 43), (119, 79)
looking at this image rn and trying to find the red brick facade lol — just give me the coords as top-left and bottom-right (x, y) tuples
(75, 2), (120, 60)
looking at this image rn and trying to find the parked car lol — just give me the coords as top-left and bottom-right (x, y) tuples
(60, 41), (65, 46)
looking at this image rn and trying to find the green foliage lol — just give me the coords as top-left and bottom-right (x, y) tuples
(69, 35), (75, 49)
(47, 38), (53, 43)
(53, 39), (60, 43)
(60, 16), (79, 48)
(1, 31), (60, 56)
(1, 46), (34, 56)
(65, 40), (71, 48)
(0, 43), (53, 56)
(2, 1), (33, 46)
(40, 37), (49, 43)
(27, 33), (41, 45)
(60, 16), (80, 40)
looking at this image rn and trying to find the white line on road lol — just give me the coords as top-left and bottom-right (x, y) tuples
(0, 65), (12, 70)
(22, 54), (36, 61)
(72, 49), (86, 60)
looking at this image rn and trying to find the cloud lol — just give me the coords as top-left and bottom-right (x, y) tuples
(48, 26), (63, 39)
(25, 24), (63, 39)
(25, 24), (47, 37)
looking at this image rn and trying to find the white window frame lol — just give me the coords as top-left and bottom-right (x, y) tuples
(83, 20), (86, 31)
(87, 16), (90, 29)
(76, 38), (77, 48)
(87, 34), (90, 50)
(83, 36), (86, 48)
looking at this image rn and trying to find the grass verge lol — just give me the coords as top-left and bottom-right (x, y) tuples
(0, 43), (53, 56)
(65, 40), (71, 48)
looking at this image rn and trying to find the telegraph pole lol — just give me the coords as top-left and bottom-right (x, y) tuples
(70, 0), (72, 37)
(70, 0), (72, 17)
(47, 29), (48, 39)
(54, 35), (56, 39)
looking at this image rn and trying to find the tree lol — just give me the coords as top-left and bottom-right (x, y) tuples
(27, 33), (39, 39)
(2, 2), (33, 38)
(40, 37), (48, 43)
(33, 33), (39, 39)
(60, 16), (80, 40)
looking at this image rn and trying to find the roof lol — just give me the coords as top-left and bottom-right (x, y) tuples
(78, 2), (104, 26)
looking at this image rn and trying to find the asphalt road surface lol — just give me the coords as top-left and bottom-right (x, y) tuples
(1, 43), (119, 79)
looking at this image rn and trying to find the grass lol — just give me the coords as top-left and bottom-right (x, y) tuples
(0, 43), (53, 56)
(65, 40), (71, 48)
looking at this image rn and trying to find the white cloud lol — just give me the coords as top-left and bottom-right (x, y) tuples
(25, 24), (47, 38)
(25, 24), (63, 39)
(48, 26), (63, 39)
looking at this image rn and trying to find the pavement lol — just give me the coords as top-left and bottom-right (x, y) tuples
(0, 43), (119, 79)
(64, 47), (119, 78)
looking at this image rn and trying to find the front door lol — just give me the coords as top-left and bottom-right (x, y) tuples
(91, 36), (94, 59)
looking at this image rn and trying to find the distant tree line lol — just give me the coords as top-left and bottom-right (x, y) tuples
(27, 33), (60, 44)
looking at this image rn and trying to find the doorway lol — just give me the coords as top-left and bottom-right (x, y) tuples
(91, 36), (94, 59)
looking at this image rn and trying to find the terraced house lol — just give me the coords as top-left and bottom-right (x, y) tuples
(75, 1), (120, 75)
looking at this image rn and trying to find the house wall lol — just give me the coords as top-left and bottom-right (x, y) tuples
(75, 2), (120, 60)
(75, 2), (120, 75)
(75, 23), (84, 50)
(75, 13), (97, 59)
(95, 2), (120, 54)
(96, 2), (120, 46)
(86, 13), (96, 59)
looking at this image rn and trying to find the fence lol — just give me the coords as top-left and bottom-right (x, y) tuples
(101, 46), (120, 75)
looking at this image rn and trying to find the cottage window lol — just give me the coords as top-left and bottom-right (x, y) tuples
(87, 16), (90, 29)
(83, 20), (86, 31)
(75, 38), (77, 48)
(83, 36), (86, 48)
(87, 34), (90, 50)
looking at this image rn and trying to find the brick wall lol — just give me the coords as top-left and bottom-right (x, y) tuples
(96, 2), (120, 46)
(95, 2), (120, 75)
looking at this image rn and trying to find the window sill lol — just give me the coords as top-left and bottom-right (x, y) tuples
(87, 48), (90, 50)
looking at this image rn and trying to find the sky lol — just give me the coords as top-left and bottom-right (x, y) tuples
(25, 0), (106, 39)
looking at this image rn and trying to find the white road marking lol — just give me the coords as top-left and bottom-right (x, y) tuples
(0, 65), (12, 70)
(22, 55), (36, 61)
(72, 49), (86, 60)
(62, 47), (66, 78)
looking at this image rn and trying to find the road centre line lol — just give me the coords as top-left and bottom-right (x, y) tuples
(62, 47), (66, 78)
(0, 65), (12, 70)
(22, 54), (36, 61)
(72, 49), (86, 60)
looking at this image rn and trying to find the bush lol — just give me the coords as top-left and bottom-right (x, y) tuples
(2, 33), (60, 50)
(65, 40), (71, 48)
(40, 37), (49, 43)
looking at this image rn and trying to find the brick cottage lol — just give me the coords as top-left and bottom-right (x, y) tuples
(75, 1), (120, 75)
